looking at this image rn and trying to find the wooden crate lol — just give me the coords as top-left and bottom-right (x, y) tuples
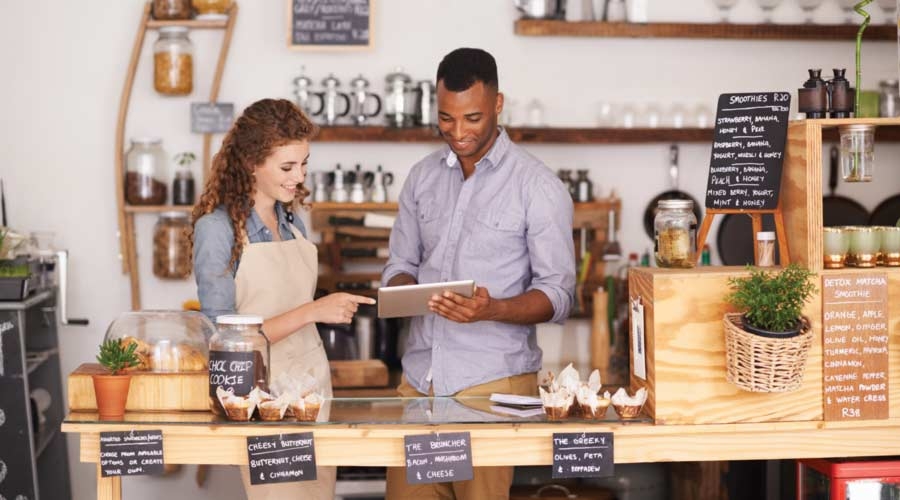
(628, 266), (900, 424)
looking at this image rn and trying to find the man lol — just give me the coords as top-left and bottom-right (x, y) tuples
(381, 47), (575, 500)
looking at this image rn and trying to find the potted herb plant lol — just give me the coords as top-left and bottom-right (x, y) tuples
(725, 263), (816, 338)
(92, 338), (140, 419)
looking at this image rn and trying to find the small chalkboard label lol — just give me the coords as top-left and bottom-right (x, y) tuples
(289, 0), (372, 49)
(247, 433), (317, 485)
(552, 432), (614, 479)
(99, 430), (164, 478)
(191, 102), (234, 134)
(404, 432), (473, 485)
(208, 350), (255, 397)
(705, 92), (791, 211)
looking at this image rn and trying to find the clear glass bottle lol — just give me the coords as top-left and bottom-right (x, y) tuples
(125, 138), (168, 205)
(153, 212), (192, 279)
(152, 0), (192, 20)
(756, 231), (776, 267)
(153, 27), (193, 96)
(654, 199), (697, 268)
(839, 124), (875, 182)
(208, 315), (270, 416)
(172, 166), (195, 205)
(879, 79), (900, 117)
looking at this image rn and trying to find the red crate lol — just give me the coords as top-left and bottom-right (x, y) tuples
(797, 457), (900, 500)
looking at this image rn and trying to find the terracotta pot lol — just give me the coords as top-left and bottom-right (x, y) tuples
(92, 373), (132, 420)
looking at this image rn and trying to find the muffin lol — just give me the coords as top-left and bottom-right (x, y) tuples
(610, 387), (647, 419)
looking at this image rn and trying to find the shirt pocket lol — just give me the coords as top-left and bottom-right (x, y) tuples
(473, 208), (525, 255)
(417, 195), (447, 255)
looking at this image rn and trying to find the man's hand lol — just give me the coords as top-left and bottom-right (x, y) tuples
(428, 286), (497, 323)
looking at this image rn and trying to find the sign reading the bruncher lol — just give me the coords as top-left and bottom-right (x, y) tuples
(705, 92), (791, 211)
(99, 430), (165, 477)
(822, 273), (889, 421)
(404, 432), (473, 485)
(552, 432), (614, 479)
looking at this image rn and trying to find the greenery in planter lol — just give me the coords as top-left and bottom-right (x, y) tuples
(96, 338), (140, 375)
(726, 264), (816, 333)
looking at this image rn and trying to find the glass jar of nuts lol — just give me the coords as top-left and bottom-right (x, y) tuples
(153, 26), (193, 96)
(153, 212), (192, 279)
(192, 0), (232, 19)
(125, 138), (168, 205)
(152, 0), (192, 20)
(654, 199), (697, 268)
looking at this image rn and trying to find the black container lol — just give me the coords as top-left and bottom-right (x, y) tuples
(740, 314), (802, 339)
(829, 68), (855, 118)
(798, 69), (828, 119)
(0, 276), (30, 301)
(172, 173), (195, 205)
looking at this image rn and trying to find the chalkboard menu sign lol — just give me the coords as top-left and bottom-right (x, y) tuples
(191, 102), (234, 134)
(289, 0), (372, 49)
(404, 432), (473, 484)
(552, 432), (614, 479)
(208, 350), (255, 397)
(247, 433), (317, 485)
(99, 430), (165, 477)
(822, 273), (890, 421)
(0, 312), (36, 499)
(705, 92), (792, 211)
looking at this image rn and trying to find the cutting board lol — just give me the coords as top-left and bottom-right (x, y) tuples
(69, 360), (390, 411)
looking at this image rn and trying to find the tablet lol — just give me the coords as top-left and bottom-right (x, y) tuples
(377, 280), (475, 318)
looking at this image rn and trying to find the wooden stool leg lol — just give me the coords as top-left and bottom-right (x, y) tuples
(696, 214), (715, 264)
(774, 210), (791, 265)
(751, 214), (763, 265)
(97, 464), (122, 500)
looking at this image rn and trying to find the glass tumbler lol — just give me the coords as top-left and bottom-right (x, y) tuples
(823, 227), (850, 268)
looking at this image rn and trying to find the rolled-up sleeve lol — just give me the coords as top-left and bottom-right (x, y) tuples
(193, 212), (237, 323)
(525, 177), (576, 324)
(381, 167), (423, 286)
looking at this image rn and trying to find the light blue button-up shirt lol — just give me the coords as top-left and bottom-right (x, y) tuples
(382, 128), (576, 396)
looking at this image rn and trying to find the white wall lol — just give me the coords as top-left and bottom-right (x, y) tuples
(2, 1), (900, 498)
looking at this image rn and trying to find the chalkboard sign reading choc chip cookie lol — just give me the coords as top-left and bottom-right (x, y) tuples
(705, 92), (792, 211)
(208, 350), (255, 397)
(288, 0), (372, 49)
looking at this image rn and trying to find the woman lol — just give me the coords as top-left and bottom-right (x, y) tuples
(191, 98), (373, 499)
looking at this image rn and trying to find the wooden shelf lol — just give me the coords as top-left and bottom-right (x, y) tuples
(514, 19), (897, 41)
(317, 125), (714, 144)
(146, 18), (229, 29)
(123, 205), (192, 213)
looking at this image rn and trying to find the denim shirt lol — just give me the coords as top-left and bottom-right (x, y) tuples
(193, 204), (307, 323)
(382, 128), (576, 396)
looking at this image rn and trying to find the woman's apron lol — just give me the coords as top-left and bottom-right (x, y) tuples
(234, 224), (335, 499)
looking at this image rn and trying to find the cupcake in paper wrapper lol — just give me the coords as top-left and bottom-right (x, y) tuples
(290, 392), (324, 422)
(256, 390), (292, 421)
(539, 386), (574, 420)
(610, 387), (647, 419)
(216, 386), (261, 422)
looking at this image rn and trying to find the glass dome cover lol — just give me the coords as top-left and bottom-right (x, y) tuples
(103, 310), (215, 373)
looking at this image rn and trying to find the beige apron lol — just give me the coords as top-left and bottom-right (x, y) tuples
(234, 223), (335, 500)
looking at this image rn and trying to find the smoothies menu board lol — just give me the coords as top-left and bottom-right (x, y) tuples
(705, 92), (791, 211)
(822, 273), (890, 421)
(289, 0), (371, 48)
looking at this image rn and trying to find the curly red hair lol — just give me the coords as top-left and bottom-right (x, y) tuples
(190, 98), (319, 270)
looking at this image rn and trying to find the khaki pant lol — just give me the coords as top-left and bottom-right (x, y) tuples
(385, 373), (538, 500)
(239, 464), (336, 500)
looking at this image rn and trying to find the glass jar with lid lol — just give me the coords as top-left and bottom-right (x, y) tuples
(192, 0), (232, 19)
(654, 199), (697, 268)
(208, 315), (270, 416)
(125, 137), (168, 205)
(152, 0), (192, 20)
(104, 310), (214, 373)
(153, 212), (192, 279)
(879, 79), (900, 117)
(384, 67), (414, 127)
(153, 26), (193, 95)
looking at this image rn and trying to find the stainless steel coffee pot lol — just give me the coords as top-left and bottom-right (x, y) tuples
(311, 171), (330, 202)
(413, 80), (436, 127)
(317, 74), (351, 126)
(330, 164), (351, 203)
(292, 67), (324, 118)
(349, 74), (383, 126)
(370, 165), (394, 203)
(514, 0), (560, 18)
(384, 68), (414, 128)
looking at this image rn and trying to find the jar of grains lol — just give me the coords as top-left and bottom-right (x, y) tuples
(153, 26), (193, 95)
(654, 199), (697, 268)
(192, 0), (232, 18)
(125, 138), (168, 205)
(152, 0), (192, 20)
(153, 212), (192, 279)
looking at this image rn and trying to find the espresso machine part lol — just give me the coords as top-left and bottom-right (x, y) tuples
(55, 250), (89, 325)
(385, 67), (414, 128)
(349, 74), (383, 126)
(798, 69), (827, 119)
(292, 67), (324, 118)
(317, 74), (351, 126)
(414, 80), (436, 126)
(370, 165), (394, 203)
(311, 171), (330, 202)
(828, 68), (854, 119)
(349, 164), (367, 203)
(575, 169), (593, 202)
(330, 163), (351, 203)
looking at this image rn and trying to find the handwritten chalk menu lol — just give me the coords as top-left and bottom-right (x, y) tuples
(404, 432), (473, 485)
(289, 0), (372, 48)
(822, 273), (889, 421)
(247, 433), (317, 485)
(191, 102), (234, 134)
(705, 92), (791, 211)
(552, 432), (614, 479)
(0, 312), (37, 499)
(208, 350), (255, 397)
(99, 430), (164, 477)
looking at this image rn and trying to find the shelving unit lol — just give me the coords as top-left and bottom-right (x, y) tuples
(514, 19), (896, 41)
(115, 2), (238, 309)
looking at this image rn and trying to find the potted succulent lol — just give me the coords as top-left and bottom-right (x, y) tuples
(725, 263), (816, 338)
(92, 338), (140, 419)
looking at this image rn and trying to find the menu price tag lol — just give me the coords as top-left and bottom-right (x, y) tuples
(247, 433), (317, 485)
(289, 0), (372, 49)
(99, 430), (164, 477)
(705, 92), (791, 211)
(191, 102), (234, 134)
(404, 432), (473, 484)
(822, 273), (889, 421)
(208, 350), (255, 397)
(552, 432), (614, 479)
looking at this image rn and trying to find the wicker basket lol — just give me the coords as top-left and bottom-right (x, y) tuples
(723, 313), (813, 393)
